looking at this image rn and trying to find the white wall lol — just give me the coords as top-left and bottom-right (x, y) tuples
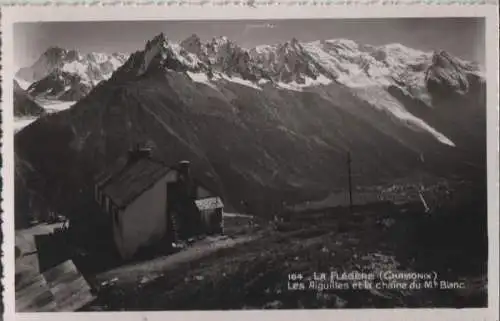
(116, 170), (178, 259)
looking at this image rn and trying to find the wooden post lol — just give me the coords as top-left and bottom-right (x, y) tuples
(347, 152), (353, 213)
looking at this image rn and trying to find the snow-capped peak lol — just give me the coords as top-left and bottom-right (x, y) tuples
(17, 47), (129, 102)
(138, 33), (206, 76)
(211, 36), (230, 47)
(180, 34), (204, 56)
(17, 47), (129, 85)
(425, 50), (483, 96)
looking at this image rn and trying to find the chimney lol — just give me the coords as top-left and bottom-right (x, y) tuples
(127, 145), (152, 164)
(177, 160), (195, 199)
(178, 160), (191, 180)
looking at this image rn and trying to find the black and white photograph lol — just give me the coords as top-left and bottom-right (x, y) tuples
(2, 6), (498, 316)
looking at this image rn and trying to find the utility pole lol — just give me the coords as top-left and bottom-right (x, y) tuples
(347, 151), (353, 213)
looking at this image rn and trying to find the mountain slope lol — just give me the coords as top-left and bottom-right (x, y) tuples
(14, 34), (486, 221)
(14, 80), (45, 118)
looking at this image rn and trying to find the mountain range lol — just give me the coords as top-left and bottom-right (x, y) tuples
(16, 48), (128, 101)
(14, 33), (486, 222)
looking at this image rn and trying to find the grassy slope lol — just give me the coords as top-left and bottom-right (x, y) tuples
(83, 180), (487, 311)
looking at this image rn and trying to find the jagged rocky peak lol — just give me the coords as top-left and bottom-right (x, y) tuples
(137, 34), (167, 74)
(146, 32), (169, 50)
(43, 46), (68, 59)
(138, 32), (208, 75)
(51, 68), (82, 82)
(27, 69), (82, 93)
(424, 50), (482, 97)
(181, 34), (203, 53)
(26, 68), (93, 102)
(285, 37), (302, 48)
(65, 49), (81, 61)
(431, 50), (459, 68)
(280, 37), (303, 52)
(206, 36), (243, 60)
(432, 50), (481, 72)
(41, 47), (85, 66)
(324, 38), (364, 51)
(210, 35), (230, 47)
(112, 52), (129, 59)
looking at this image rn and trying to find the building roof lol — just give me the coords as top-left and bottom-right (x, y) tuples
(95, 157), (128, 189)
(195, 197), (224, 211)
(100, 157), (172, 209)
(97, 154), (224, 210)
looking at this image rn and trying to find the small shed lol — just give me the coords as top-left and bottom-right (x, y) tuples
(195, 197), (224, 235)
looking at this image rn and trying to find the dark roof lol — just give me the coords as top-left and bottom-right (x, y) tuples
(95, 157), (128, 189)
(99, 157), (172, 209)
(97, 156), (223, 210)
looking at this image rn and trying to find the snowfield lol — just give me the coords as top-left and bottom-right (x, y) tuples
(41, 100), (77, 113)
(14, 100), (76, 133)
(186, 71), (218, 90)
(353, 87), (456, 147)
(221, 75), (263, 91)
(15, 78), (32, 90)
(14, 117), (38, 133)
(276, 74), (332, 92)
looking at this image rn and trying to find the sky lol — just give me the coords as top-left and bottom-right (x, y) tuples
(13, 18), (485, 70)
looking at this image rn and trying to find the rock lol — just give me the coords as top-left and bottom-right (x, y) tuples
(333, 294), (348, 308)
(263, 300), (283, 309)
(381, 218), (396, 228)
(316, 292), (348, 308)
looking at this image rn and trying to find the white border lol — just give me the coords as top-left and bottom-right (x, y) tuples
(2, 5), (499, 321)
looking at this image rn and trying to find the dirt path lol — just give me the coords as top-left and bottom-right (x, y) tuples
(95, 235), (257, 286)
